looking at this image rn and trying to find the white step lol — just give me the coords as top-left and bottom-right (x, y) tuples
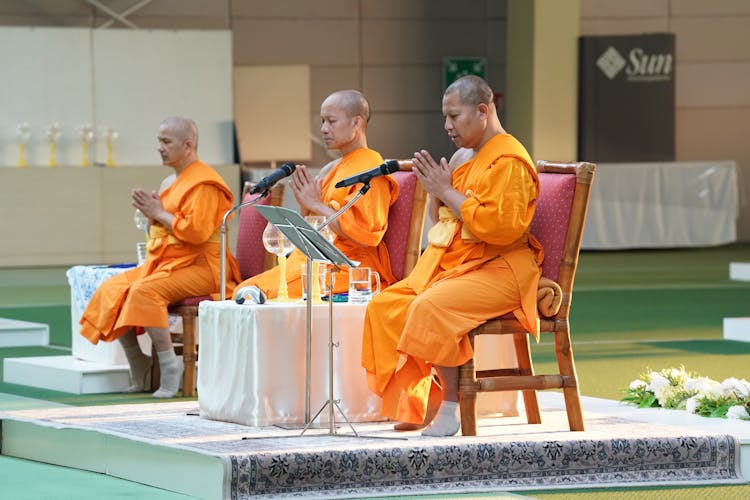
(723, 317), (750, 343)
(729, 262), (750, 281)
(3, 355), (130, 394)
(0, 318), (49, 347)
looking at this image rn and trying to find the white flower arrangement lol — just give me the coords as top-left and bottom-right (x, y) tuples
(621, 366), (750, 421)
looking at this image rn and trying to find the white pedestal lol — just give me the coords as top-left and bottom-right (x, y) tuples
(3, 355), (131, 394)
(723, 318), (750, 343)
(0, 318), (49, 347)
(729, 262), (750, 281)
(723, 263), (750, 342)
(70, 297), (152, 364)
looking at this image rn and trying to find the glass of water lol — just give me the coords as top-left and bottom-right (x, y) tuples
(348, 267), (380, 304)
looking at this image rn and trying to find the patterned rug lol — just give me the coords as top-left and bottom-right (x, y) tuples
(1, 401), (743, 499)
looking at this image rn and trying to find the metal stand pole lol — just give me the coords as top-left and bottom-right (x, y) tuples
(219, 191), (268, 301)
(299, 183), (369, 425)
(302, 266), (358, 436)
(304, 257), (313, 423)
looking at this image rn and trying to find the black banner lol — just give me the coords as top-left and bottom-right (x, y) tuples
(578, 33), (675, 162)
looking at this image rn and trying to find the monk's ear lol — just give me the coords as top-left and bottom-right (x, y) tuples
(477, 102), (490, 120)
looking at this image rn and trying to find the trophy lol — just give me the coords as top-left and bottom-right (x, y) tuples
(79, 123), (95, 167)
(16, 123), (31, 168)
(46, 123), (62, 167)
(102, 126), (119, 167)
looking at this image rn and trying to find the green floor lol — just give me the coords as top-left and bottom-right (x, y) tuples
(2, 244), (750, 498)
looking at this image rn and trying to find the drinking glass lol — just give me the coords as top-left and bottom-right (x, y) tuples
(262, 222), (295, 301)
(301, 262), (329, 303)
(348, 267), (381, 304)
(303, 215), (335, 302)
(304, 215), (335, 244)
(133, 209), (150, 265)
(133, 209), (149, 234)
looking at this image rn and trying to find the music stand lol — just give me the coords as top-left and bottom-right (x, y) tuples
(254, 205), (359, 435)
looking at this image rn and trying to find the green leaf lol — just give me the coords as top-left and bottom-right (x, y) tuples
(639, 394), (658, 408)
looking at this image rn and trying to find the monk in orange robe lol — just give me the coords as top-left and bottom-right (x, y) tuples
(234, 90), (399, 299)
(361, 75), (543, 436)
(80, 116), (241, 398)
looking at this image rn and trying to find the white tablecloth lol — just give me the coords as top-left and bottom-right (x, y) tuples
(582, 161), (739, 249)
(197, 300), (518, 427)
(66, 265), (151, 365)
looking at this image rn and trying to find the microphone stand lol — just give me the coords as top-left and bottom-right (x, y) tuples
(219, 190), (269, 301)
(299, 180), (404, 439)
(318, 183), (370, 232)
(300, 182), (370, 425)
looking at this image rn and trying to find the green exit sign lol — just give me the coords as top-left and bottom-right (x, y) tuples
(443, 57), (487, 89)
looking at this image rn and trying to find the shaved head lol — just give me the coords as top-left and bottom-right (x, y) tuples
(161, 116), (199, 150)
(325, 89), (371, 124)
(445, 75), (494, 108)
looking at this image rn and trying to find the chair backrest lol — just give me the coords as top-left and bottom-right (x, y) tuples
(383, 161), (428, 280)
(531, 160), (596, 316)
(235, 181), (285, 280)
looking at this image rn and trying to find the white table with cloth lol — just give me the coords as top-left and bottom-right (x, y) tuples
(197, 300), (519, 427)
(581, 160), (739, 249)
(66, 264), (153, 365)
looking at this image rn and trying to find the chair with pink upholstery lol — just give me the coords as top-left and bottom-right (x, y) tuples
(458, 160), (596, 435)
(383, 161), (428, 281)
(162, 181), (284, 396)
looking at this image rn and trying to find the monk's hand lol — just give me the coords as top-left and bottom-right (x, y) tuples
(412, 150), (452, 200)
(132, 188), (166, 223)
(290, 165), (323, 214)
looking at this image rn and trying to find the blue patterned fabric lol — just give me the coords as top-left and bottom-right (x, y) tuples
(66, 264), (135, 313)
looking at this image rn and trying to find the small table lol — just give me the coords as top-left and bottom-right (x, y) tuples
(197, 300), (377, 426)
(197, 300), (518, 427)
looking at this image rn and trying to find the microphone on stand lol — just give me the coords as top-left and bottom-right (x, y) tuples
(334, 160), (400, 188)
(250, 162), (296, 194)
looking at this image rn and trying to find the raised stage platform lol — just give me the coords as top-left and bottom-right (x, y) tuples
(1, 393), (746, 499)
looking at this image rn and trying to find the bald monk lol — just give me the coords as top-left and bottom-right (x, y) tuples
(80, 116), (241, 398)
(234, 89), (399, 299)
(361, 75), (543, 436)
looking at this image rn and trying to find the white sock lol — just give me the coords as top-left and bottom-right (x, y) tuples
(421, 400), (460, 437)
(123, 344), (151, 392)
(152, 349), (183, 399)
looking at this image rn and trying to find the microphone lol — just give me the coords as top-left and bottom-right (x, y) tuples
(334, 160), (400, 188)
(250, 162), (296, 194)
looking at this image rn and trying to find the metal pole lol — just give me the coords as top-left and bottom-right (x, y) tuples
(304, 257), (313, 423)
(219, 191), (268, 301)
(327, 265), (335, 433)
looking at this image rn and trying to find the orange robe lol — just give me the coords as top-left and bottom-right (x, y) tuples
(234, 147), (399, 299)
(80, 160), (241, 344)
(361, 134), (543, 424)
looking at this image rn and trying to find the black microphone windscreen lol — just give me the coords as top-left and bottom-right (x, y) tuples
(384, 159), (400, 173)
(280, 162), (296, 175)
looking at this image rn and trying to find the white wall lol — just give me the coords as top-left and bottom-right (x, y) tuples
(0, 27), (233, 167)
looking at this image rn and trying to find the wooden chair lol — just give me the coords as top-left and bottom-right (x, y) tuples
(383, 160), (428, 280)
(161, 181), (284, 396)
(458, 160), (596, 435)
